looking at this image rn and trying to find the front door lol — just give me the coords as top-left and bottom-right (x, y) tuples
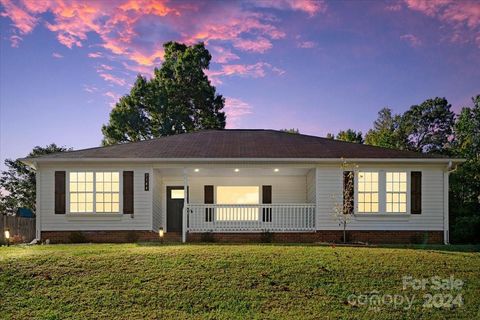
(167, 186), (185, 232)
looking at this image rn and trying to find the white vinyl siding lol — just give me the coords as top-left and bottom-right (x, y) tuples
(152, 169), (162, 231)
(36, 161), (447, 234)
(306, 169), (316, 203)
(38, 164), (153, 231)
(316, 165), (446, 231)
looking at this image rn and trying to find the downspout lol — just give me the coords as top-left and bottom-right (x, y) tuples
(34, 161), (41, 242)
(182, 168), (188, 243)
(443, 160), (456, 245)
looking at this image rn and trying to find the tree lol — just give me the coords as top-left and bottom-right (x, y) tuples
(399, 97), (455, 154)
(331, 161), (356, 243)
(364, 108), (401, 149)
(449, 95), (480, 243)
(336, 129), (363, 144)
(280, 128), (300, 134)
(102, 42), (226, 145)
(0, 144), (70, 215)
(325, 133), (335, 139)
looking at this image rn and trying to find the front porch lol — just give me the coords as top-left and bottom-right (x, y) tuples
(153, 165), (317, 241)
(186, 203), (316, 232)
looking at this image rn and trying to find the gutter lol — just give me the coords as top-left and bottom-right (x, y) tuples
(19, 157), (466, 168)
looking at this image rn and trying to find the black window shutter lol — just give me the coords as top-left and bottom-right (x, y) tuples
(123, 171), (134, 214)
(54, 171), (66, 214)
(411, 171), (422, 214)
(262, 185), (272, 222)
(343, 171), (354, 214)
(204, 185), (214, 222)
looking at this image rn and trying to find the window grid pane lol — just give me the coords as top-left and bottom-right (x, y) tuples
(357, 172), (379, 213)
(386, 171), (407, 213)
(69, 171), (120, 213)
(95, 172), (120, 213)
(69, 171), (94, 213)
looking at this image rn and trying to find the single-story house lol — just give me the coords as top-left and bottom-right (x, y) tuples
(20, 129), (463, 244)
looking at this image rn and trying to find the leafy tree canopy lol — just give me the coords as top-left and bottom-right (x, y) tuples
(364, 108), (402, 149)
(102, 42), (226, 145)
(399, 97), (455, 154)
(0, 144), (70, 215)
(336, 129), (363, 144)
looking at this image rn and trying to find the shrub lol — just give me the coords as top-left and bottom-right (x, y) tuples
(68, 231), (87, 243)
(200, 232), (215, 243)
(260, 231), (273, 243)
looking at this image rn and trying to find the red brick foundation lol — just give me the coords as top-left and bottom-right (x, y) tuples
(187, 230), (444, 244)
(41, 230), (181, 244)
(42, 230), (443, 244)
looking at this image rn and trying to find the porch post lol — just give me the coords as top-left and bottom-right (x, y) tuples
(182, 168), (188, 243)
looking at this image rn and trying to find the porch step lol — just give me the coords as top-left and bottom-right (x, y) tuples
(162, 232), (182, 242)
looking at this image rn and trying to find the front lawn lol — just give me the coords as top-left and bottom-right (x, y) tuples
(0, 244), (479, 319)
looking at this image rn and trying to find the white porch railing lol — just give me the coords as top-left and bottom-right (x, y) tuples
(186, 204), (316, 232)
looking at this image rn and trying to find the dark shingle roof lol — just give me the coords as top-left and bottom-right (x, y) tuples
(25, 129), (448, 161)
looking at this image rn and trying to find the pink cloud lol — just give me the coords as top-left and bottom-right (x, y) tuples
(99, 73), (127, 86)
(224, 97), (253, 128)
(52, 52), (63, 58)
(104, 91), (122, 108)
(9, 34), (22, 47)
(210, 46), (240, 64)
(0, 0), (316, 85)
(207, 62), (285, 84)
(88, 52), (102, 58)
(253, 0), (327, 17)
(122, 62), (155, 78)
(404, 0), (480, 47)
(0, 0), (37, 34)
(83, 84), (98, 93)
(233, 37), (273, 53)
(99, 64), (113, 71)
(400, 34), (422, 47)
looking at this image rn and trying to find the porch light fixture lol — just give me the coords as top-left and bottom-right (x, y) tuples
(159, 228), (164, 238)
(234, 168), (240, 172)
(194, 168), (200, 172)
(274, 168), (279, 172)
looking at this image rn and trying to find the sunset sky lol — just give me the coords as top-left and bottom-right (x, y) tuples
(1, 0), (479, 169)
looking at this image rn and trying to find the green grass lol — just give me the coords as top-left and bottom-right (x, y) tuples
(0, 244), (479, 319)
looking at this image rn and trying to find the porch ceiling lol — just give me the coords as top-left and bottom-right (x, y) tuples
(156, 167), (311, 176)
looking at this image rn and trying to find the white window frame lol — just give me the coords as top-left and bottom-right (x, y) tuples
(355, 171), (380, 213)
(354, 170), (412, 215)
(385, 171), (409, 213)
(66, 170), (123, 215)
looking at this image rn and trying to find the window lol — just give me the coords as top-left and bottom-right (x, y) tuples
(386, 172), (407, 213)
(171, 189), (185, 199)
(95, 172), (120, 213)
(69, 172), (93, 213)
(357, 172), (379, 213)
(69, 171), (120, 213)
(216, 186), (259, 221)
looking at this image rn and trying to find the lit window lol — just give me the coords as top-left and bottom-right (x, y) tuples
(357, 172), (379, 213)
(95, 172), (120, 213)
(69, 171), (120, 213)
(386, 172), (407, 213)
(216, 186), (259, 221)
(69, 172), (94, 213)
(171, 189), (185, 199)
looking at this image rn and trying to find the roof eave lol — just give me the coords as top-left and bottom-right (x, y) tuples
(20, 157), (466, 164)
